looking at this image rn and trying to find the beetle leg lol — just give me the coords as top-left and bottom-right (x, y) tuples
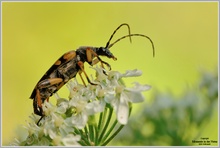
(33, 89), (45, 125)
(92, 58), (100, 65)
(86, 47), (94, 63)
(92, 58), (105, 70)
(36, 77), (63, 107)
(97, 57), (111, 71)
(77, 61), (97, 85)
(33, 89), (44, 116)
(78, 70), (86, 87)
(86, 47), (104, 66)
(34, 78), (63, 125)
(86, 47), (111, 70)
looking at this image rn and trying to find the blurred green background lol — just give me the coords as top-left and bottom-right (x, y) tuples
(2, 2), (218, 146)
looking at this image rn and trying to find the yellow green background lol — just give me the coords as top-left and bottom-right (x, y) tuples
(2, 2), (218, 145)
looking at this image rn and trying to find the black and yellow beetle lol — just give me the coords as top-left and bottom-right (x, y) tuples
(30, 23), (155, 125)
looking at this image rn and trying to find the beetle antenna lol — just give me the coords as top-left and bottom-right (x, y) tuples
(105, 23), (132, 48)
(108, 34), (155, 57)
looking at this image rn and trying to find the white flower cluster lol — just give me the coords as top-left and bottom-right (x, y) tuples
(67, 67), (151, 126)
(13, 66), (151, 146)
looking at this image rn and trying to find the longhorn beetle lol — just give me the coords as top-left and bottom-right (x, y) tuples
(30, 23), (155, 125)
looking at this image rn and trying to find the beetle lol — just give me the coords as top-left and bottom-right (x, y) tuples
(30, 23), (155, 125)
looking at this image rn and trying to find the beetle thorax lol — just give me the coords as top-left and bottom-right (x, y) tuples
(76, 46), (95, 62)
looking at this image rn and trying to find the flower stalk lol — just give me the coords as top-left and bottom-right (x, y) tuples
(12, 66), (151, 146)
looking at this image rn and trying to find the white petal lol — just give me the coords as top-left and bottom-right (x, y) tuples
(95, 99), (106, 113)
(117, 93), (129, 125)
(56, 99), (69, 114)
(124, 83), (151, 103)
(122, 69), (142, 77)
(62, 134), (81, 146)
(48, 129), (56, 139)
(85, 100), (105, 115)
(124, 91), (145, 103)
(104, 90), (115, 103)
(128, 82), (151, 91)
(108, 71), (121, 81)
(71, 113), (88, 129)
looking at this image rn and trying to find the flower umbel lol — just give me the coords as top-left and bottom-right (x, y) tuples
(13, 66), (151, 146)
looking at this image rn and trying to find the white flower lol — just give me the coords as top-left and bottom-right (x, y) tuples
(48, 129), (80, 146)
(56, 98), (69, 114)
(91, 67), (151, 125)
(68, 96), (88, 129)
(69, 93), (105, 129)
(42, 101), (57, 116)
(48, 129), (62, 146)
(105, 82), (151, 125)
(67, 79), (86, 99)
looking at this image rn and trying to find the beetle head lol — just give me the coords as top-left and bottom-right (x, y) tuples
(96, 47), (117, 61)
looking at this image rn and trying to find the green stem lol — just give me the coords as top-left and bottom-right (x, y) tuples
(89, 125), (94, 144)
(98, 112), (103, 129)
(94, 124), (99, 145)
(73, 127), (80, 135)
(99, 108), (107, 132)
(98, 112), (103, 131)
(77, 128), (90, 146)
(96, 107), (107, 144)
(101, 119), (117, 143)
(81, 137), (91, 146)
(78, 133), (91, 146)
(101, 124), (124, 146)
(101, 106), (132, 146)
(78, 140), (87, 146)
(83, 126), (89, 140)
(74, 128), (86, 141)
(98, 107), (113, 144)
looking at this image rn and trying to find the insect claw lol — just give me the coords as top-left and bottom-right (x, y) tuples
(88, 80), (98, 86)
(85, 76), (97, 86)
(102, 69), (108, 76)
(37, 115), (44, 126)
(100, 60), (111, 71)
(90, 82), (98, 85)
